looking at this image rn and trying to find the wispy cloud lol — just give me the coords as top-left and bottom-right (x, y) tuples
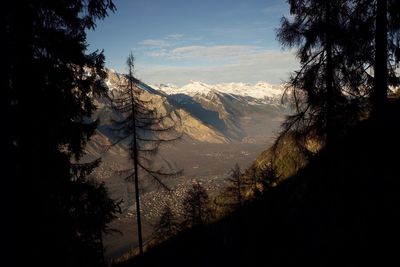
(139, 39), (170, 47)
(166, 34), (184, 39)
(149, 45), (261, 61)
(138, 33), (184, 49)
(135, 32), (298, 86)
(136, 47), (298, 86)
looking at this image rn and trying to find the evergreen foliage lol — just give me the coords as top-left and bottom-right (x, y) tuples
(277, 0), (360, 148)
(182, 182), (212, 228)
(215, 164), (248, 211)
(226, 164), (244, 207)
(4, 1), (119, 266)
(155, 205), (180, 241)
(277, 0), (400, 150)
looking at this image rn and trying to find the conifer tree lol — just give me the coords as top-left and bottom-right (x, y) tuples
(341, 0), (399, 117)
(111, 53), (181, 255)
(182, 182), (212, 228)
(247, 168), (261, 198)
(277, 0), (400, 148)
(224, 163), (246, 208)
(155, 205), (179, 241)
(373, 0), (389, 116)
(260, 158), (280, 190)
(4, 1), (118, 266)
(364, 0), (399, 116)
(277, 0), (360, 148)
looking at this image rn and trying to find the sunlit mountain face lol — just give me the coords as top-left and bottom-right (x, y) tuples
(82, 69), (290, 259)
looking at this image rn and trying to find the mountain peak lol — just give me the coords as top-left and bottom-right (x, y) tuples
(105, 68), (284, 101)
(152, 81), (284, 101)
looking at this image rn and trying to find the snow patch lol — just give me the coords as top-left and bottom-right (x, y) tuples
(154, 80), (284, 100)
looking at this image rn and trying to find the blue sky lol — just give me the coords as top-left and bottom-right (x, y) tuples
(87, 0), (298, 86)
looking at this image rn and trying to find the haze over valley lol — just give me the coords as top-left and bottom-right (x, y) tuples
(83, 69), (289, 259)
(7, 1), (400, 267)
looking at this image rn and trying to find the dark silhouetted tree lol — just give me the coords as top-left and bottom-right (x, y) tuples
(278, 0), (400, 146)
(247, 168), (261, 198)
(277, 0), (364, 149)
(71, 159), (122, 265)
(373, 0), (389, 116)
(343, 0), (399, 117)
(260, 158), (280, 190)
(111, 53), (181, 255)
(214, 164), (261, 214)
(4, 1), (118, 267)
(370, 0), (400, 116)
(155, 205), (179, 241)
(182, 182), (212, 228)
(224, 163), (247, 208)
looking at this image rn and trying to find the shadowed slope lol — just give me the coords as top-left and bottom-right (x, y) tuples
(117, 98), (400, 267)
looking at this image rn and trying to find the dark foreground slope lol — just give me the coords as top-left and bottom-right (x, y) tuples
(117, 99), (400, 267)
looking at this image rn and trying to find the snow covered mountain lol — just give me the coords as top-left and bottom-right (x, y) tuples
(85, 70), (290, 259)
(152, 80), (284, 104)
(149, 80), (288, 141)
(95, 69), (289, 145)
(96, 70), (229, 144)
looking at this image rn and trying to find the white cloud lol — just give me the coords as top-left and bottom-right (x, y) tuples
(136, 48), (298, 86)
(135, 34), (298, 86)
(146, 45), (262, 61)
(166, 34), (184, 39)
(138, 34), (184, 49)
(139, 39), (170, 47)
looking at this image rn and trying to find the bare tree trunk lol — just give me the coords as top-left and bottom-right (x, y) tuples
(129, 65), (144, 255)
(373, 0), (388, 117)
(325, 1), (335, 148)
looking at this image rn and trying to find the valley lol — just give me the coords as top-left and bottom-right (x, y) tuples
(101, 140), (273, 261)
(84, 69), (289, 261)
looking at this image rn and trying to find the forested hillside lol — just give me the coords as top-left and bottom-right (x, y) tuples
(4, 1), (399, 267)
(117, 97), (400, 267)
(116, 0), (400, 265)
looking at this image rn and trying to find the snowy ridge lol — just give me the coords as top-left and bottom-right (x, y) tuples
(104, 68), (284, 101)
(151, 81), (284, 100)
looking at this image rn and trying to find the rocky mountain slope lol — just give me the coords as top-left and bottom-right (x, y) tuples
(83, 69), (290, 260)
(152, 80), (288, 142)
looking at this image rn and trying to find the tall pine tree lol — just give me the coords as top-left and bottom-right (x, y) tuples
(4, 1), (118, 266)
(278, 0), (346, 148)
(341, 0), (399, 117)
(276, 0), (384, 149)
(110, 53), (181, 255)
(278, 0), (400, 144)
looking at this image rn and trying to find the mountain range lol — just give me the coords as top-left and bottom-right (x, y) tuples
(86, 68), (291, 195)
(84, 69), (290, 259)
(100, 70), (288, 143)
(154, 80), (287, 141)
